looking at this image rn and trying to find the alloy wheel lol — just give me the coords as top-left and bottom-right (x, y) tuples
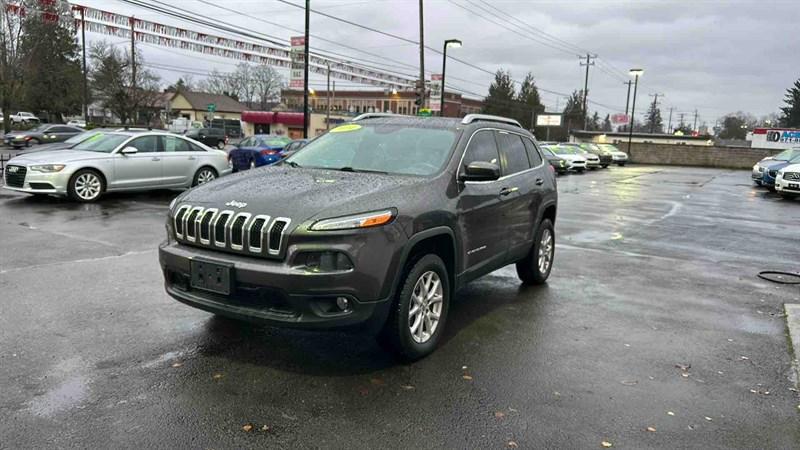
(74, 173), (101, 201)
(197, 169), (215, 185)
(408, 270), (444, 344)
(538, 228), (554, 274)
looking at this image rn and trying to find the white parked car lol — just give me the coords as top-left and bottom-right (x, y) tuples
(775, 164), (800, 198)
(66, 119), (87, 128)
(546, 144), (588, 172)
(10, 112), (39, 124)
(598, 143), (629, 166)
(3, 130), (232, 202)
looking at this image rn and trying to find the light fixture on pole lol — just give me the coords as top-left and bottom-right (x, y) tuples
(627, 68), (643, 154)
(440, 39), (462, 116)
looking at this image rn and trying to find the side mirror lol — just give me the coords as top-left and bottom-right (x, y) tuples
(460, 161), (501, 182)
(120, 146), (138, 155)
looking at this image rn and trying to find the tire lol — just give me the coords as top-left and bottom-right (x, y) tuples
(601, 164), (609, 169)
(516, 218), (555, 285)
(618, 163), (626, 167)
(217, 140), (225, 150)
(68, 169), (104, 202)
(576, 168), (585, 173)
(379, 254), (450, 362)
(192, 167), (217, 186)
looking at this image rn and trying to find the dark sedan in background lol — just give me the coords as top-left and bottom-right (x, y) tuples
(184, 128), (228, 149)
(4, 124), (84, 148)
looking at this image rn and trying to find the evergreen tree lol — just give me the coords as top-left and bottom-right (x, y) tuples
(482, 69), (516, 117)
(644, 102), (664, 133)
(516, 72), (544, 129)
(602, 114), (613, 131)
(561, 90), (585, 134)
(19, 4), (83, 120)
(589, 111), (600, 131)
(779, 78), (800, 127)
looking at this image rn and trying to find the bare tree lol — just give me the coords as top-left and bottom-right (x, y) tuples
(89, 41), (161, 125)
(1, 1), (29, 131)
(197, 63), (283, 109)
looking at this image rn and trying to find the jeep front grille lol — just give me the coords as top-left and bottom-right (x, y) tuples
(171, 206), (291, 259)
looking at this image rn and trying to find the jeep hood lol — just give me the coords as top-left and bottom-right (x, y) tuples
(177, 166), (430, 225)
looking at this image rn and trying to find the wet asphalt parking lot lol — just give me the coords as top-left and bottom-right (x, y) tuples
(1, 165), (799, 449)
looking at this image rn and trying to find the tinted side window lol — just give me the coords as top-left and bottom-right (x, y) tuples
(523, 138), (544, 166)
(164, 136), (191, 152)
(497, 132), (530, 175)
(461, 130), (500, 174)
(128, 135), (160, 152)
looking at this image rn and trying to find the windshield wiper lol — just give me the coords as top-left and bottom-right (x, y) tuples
(336, 167), (388, 174)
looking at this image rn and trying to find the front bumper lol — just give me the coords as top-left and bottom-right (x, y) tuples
(2, 167), (69, 195)
(776, 177), (800, 194)
(159, 224), (405, 330)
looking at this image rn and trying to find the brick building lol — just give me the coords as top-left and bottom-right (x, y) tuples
(281, 89), (482, 118)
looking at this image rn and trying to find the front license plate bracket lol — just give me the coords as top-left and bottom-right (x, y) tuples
(190, 259), (233, 295)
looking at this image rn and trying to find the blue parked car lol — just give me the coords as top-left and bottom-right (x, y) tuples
(752, 147), (800, 187)
(228, 134), (293, 172)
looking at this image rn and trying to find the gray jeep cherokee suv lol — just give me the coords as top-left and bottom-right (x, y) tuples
(159, 113), (558, 360)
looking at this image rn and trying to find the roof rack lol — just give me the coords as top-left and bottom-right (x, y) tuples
(461, 114), (521, 128)
(351, 112), (395, 122)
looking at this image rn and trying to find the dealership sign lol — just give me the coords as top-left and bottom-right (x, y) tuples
(289, 36), (305, 89)
(611, 113), (629, 125)
(766, 129), (800, 143)
(536, 114), (562, 127)
(429, 74), (442, 112)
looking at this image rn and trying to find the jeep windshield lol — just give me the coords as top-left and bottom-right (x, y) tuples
(284, 123), (458, 176)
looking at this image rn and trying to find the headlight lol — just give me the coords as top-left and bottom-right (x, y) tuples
(559, 160), (566, 167)
(310, 209), (395, 231)
(168, 197), (178, 211)
(29, 164), (65, 173)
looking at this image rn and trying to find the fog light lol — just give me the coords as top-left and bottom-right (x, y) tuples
(336, 296), (350, 311)
(293, 251), (354, 273)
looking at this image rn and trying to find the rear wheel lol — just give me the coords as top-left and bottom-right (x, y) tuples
(192, 167), (217, 186)
(379, 254), (450, 361)
(68, 169), (104, 202)
(516, 218), (555, 285)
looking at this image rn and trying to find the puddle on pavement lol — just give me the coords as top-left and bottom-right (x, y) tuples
(27, 376), (89, 417)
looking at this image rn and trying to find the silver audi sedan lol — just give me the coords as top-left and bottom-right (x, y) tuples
(2, 130), (231, 202)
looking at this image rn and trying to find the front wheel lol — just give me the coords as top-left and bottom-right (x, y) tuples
(68, 169), (104, 202)
(217, 140), (225, 150)
(379, 254), (450, 362)
(601, 164), (609, 169)
(516, 218), (555, 285)
(192, 167), (217, 186)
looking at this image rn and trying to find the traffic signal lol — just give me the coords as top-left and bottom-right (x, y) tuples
(414, 89), (423, 107)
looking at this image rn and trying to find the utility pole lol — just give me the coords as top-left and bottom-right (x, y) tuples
(418, 0), (425, 109)
(579, 53), (596, 130)
(80, 7), (88, 124)
(302, 0), (310, 138)
(130, 16), (136, 125)
(647, 93), (664, 133)
(667, 107), (674, 134)
(678, 113), (685, 130)
(325, 63), (330, 131)
(692, 109), (698, 132)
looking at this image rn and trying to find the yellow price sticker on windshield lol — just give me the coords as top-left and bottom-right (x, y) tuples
(330, 124), (362, 133)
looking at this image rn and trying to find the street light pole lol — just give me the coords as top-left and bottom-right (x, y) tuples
(440, 39), (461, 116)
(418, 0), (425, 109)
(627, 69), (643, 154)
(302, 0), (310, 138)
(326, 63), (330, 131)
(80, 7), (88, 124)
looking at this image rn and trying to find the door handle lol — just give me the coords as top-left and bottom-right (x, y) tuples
(535, 178), (544, 185)
(499, 187), (518, 196)
(151, 157), (161, 161)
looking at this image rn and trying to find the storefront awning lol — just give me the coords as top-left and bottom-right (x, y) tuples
(241, 111), (305, 127)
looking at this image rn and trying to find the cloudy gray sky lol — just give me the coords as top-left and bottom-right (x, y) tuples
(82, 0), (799, 126)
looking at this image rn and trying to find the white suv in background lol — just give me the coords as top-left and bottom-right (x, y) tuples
(775, 164), (800, 198)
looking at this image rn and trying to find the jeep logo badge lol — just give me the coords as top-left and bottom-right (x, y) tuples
(225, 200), (247, 209)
